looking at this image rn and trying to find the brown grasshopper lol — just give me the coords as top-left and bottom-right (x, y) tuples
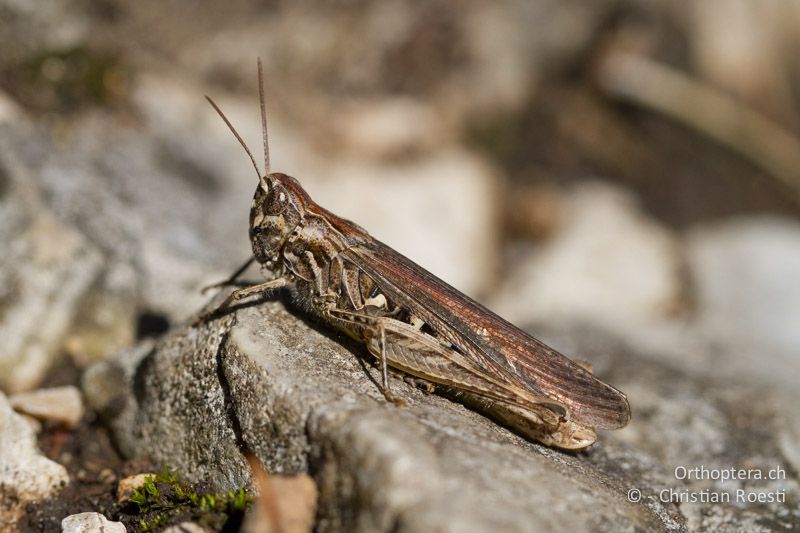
(202, 60), (630, 450)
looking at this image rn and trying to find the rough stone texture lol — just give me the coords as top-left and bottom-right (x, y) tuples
(88, 296), (788, 532)
(60, 512), (126, 533)
(9, 386), (84, 428)
(0, 391), (69, 530)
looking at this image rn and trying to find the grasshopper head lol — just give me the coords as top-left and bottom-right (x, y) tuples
(249, 173), (311, 267)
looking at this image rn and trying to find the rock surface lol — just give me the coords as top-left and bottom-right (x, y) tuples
(85, 291), (799, 532)
(0, 392), (69, 530)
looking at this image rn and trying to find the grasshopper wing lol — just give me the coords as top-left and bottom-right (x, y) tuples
(341, 239), (630, 430)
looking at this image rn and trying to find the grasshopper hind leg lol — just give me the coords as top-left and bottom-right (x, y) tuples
(377, 323), (406, 406)
(324, 306), (407, 406)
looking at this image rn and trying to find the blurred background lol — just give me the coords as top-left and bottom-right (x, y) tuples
(3, 0), (799, 387)
(2, 0), (800, 529)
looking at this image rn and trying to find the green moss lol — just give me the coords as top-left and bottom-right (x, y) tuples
(139, 513), (168, 532)
(128, 467), (253, 532)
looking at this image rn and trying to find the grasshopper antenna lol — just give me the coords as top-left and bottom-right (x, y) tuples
(205, 95), (270, 190)
(257, 57), (272, 190)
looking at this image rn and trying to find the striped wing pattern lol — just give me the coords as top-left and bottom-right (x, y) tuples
(341, 239), (630, 430)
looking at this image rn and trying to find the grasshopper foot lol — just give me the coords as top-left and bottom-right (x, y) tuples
(381, 388), (407, 407)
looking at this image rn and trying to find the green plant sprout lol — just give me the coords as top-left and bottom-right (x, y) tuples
(128, 467), (253, 531)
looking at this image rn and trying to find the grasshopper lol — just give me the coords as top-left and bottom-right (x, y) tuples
(202, 60), (630, 450)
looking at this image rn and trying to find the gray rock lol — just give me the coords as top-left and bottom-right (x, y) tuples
(0, 100), (254, 390)
(541, 324), (800, 533)
(0, 145), (104, 391)
(687, 215), (800, 386)
(492, 181), (684, 330)
(86, 298), (693, 532)
(60, 512), (126, 533)
(0, 391), (69, 530)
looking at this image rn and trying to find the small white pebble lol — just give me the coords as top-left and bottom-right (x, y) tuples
(163, 522), (213, 533)
(61, 512), (126, 533)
